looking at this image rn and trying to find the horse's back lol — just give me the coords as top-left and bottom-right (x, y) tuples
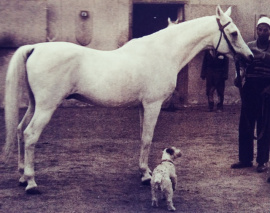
(25, 41), (175, 108)
(24, 42), (142, 107)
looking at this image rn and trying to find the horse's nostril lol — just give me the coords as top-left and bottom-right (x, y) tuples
(249, 55), (254, 62)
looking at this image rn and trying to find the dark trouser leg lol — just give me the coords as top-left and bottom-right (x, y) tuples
(208, 99), (214, 111)
(238, 83), (257, 163)
(238, 108), (255, 163)
(206, 76), (215, 111)
(207, 87), (215, 112)
(256, 97), (270, 165)
(257, 137), (270, 165)
(216, 80), (225, 111)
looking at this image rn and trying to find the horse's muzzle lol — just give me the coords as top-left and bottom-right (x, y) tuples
(248, 54), (254, 62)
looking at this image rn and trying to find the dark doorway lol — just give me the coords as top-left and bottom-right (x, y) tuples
(132, 4), (182, 38)
(132, 3), (188, 106)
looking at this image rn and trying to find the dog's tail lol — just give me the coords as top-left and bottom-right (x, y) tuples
(153, 173), (163, 184)
(152, 173), (163, 194)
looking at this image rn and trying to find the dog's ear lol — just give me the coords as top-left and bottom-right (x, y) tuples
(166, 147), (175, 155)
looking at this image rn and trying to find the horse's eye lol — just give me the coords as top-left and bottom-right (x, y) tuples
(231, 31), (238, 37)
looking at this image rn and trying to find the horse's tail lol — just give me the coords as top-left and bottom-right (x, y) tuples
(2, 45), (35, 163)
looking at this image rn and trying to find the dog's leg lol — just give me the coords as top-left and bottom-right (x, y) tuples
(151, 181), (159, 207)
(151, 198), (159, 208)
(164, 181), (176, 211)
(166, 192), (176, 211)
(170, 175), (177, 191)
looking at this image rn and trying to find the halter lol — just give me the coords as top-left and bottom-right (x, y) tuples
(215, 18), (237, 56)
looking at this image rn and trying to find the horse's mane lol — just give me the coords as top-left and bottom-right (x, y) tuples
(122, 15), (215, 48)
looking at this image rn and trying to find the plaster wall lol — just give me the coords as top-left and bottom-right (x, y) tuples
(0, 0), (130, 108)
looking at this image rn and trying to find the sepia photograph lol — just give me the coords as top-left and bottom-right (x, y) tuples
(1, 0), (270, 212)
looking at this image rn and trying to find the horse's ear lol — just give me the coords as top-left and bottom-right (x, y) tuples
(216, 5), (224, 19)
(175, 18), (179, 24)
(168, 17), (172, 25)
(224, 6), (232, 17)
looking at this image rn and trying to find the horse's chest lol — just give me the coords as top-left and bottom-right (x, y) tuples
(146, 73), (176, 93)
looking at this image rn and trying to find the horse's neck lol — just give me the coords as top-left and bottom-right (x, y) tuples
(121, 16), (218, 73)
(160, 16), (218, 71)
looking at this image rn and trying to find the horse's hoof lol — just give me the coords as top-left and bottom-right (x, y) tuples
(19, 181), (27, 187)
(142, 178), (151, 185)
(168, 205), (176, 211)
(26, 187), (41, 195)
(141, 176), (151, 185)
(141, 170), (152, 185)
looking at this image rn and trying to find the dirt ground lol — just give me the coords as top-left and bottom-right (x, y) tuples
(1, 105), (270, 213)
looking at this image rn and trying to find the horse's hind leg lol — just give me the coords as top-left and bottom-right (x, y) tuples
(140, 101), (162, 184)
(139, 106), (144, 138)
(17, 102), (35, 186)
(23, 107), (56, 193)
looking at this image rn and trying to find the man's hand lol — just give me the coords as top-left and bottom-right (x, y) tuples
(234, 67), (245, 88)
(234, 77), (242, 88)
(252, 48), (266, 61)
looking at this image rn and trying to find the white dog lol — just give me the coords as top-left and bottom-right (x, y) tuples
(151, 147), (182, 211)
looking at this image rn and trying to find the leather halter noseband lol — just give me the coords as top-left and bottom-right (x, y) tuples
(215, 18), (237, 56)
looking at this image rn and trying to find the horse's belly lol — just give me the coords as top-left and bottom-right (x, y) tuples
(76, 71), (144, 107)
(69, 91), (141, 107)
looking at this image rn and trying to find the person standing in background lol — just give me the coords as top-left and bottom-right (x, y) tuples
(201, 50), (229, 112)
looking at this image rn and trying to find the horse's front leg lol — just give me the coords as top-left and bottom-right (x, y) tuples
(140, 101), (162, 184)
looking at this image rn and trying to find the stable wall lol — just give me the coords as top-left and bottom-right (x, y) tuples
(0, 0), (47, 107)
(0, 0), (130, 107)
(46, 0), (130, 50)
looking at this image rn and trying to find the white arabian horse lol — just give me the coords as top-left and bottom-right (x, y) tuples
(3, 6), (253, 193)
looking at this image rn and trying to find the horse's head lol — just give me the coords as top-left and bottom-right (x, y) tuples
(213, 5), (253, 62)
